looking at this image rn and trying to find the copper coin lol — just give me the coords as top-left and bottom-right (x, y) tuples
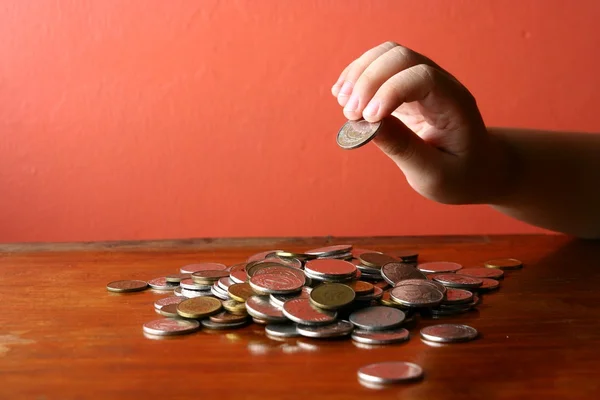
(420, 324), (478, 343)
(306, 244), (353, 256)
(457, 267), (504, 279)
(154, 296), (185, 310)
(191, 270), (230, 283)
(245, 295), (287, 321)
(390, 285), (444, 307)
(180, 262), (227, 274)
(107, 280), (148, 293)
(349, 306), (405, 330)
(357, 361), (423, 384)
(477, 278), (500, 291)
(218, 277), (232, 290)
(380, 290), (410, 309)
(351, 328), (410, 345)
(484, 258), (523, 270)
(381, 263), (427, 285)
(352, 248), (380, 258)
(392, 250), (419, 262)
(269, 287), (312, 307)
(209, 311), (249, 324)
(165, 273), (191, 283)
(176, 297), (222, 319)
(297, 320), (354, 338)
(147, 277), (178, 291)
(443, 288), (474, 304)
(263, 256), (303, 270)
(229, 270), (248, 284)
(359, 253), (398, 268)
(247, 250), (284, 262)
(246, 261), (285, 277)
(180, 278), (212, 291)
(228, 263), (248, 273)
(347, 281), (375, 295)
(417, 261), (463, 274)
(337, 119), (382, 150)
(158, 303), (180, 318)
(282, 298), (337, 326)
(227, 283), (255, 302)
(249, 273), (304, 294)
(304, 259), (357, 277)
(142, 318), (199, 336)
(431, 273), (483, 288)
(373, 280), (390, 290)
(394, 279), (447, 295)
(253, 264), (305, 284)
(354, 286), (384, 302)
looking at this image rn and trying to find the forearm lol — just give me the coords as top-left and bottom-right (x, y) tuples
(488, 127), (600, 239)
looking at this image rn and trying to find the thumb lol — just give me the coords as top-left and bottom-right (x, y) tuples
(372, 116), (442, 178)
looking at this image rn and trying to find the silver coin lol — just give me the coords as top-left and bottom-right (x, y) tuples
(218, 277), (232, 291)
(180, 287), (213, 298)
(417, 261), (463, 274)
(337, 119), (382, 150)
(431, 273), (483, 288)
(420, 324), (478, 343)
(269, 287), (311, 307)
(304, 270), (355, 283)
(296, 320), (354, 338)
(154, 296), (185, 310)
(265, 324), (301, 338)
(390, 285), (444, 307)
(201, 319), (248, 330)
(180, 278), (212, 291)
(394, 279), (447, 295)
(349, 306), (405, 331)
(381, 263), (427, 285)
(351, 328), (410, 345)
(357, 361), (424, 384)
(317, 251), (353, 260)
(282, 298), (337, 326)
(148, 277), (179, 291)
(142, 318), (200, 336)
(229, 270), (247, 284)
(246, 295), (287, 322)
(306, 244), (353, 257)
(157, 303), (180, 318)
(211, 285), (230, 300)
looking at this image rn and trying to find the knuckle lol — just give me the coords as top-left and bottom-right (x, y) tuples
(387, 45), (417, 63)
(383, 40), (400, 48)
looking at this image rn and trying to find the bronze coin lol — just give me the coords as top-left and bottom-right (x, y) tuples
(249, 273), (304, 294)
(176, 297), (222, 319)
(282, 298), (337, 326)
(392, 250), (419, 262)
(247, 250), (284, 262)
(337, 119), (382, 149)
(417, 261), (463, 274)
(222, 299), (248, 315)
(106, 280), (148, 293)
(381, 263), (427, 285)
(305, 259), (357, 277)
(443, 288), (474, 304)
(431, 273), (483, 288)
(347, 281), (375, 295)
(165, 273), (191, 283)
(228, 283), (255, 302)
(457, 267), (504, 280)
(359, 253), (398, 268)
(309, 283), (356, 310)
(158, 303), (181, 318)
(191, 270), (230, 283)
(229, 270), (248, 284)
(484, 258), (523, 270)
(476, 278), (500, 291)
(209, 311), (249, 324)
(180, 263), (227, 274)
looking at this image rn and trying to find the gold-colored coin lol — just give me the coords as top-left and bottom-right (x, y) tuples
(359, 252), (398, 268)
(191, 270), (230, 284)
(176, 297), (222, 319)
(309, 283), (355, 310)
(165, 273), (191, 283)
(347, 280), (374, 296)
(484, 258), (523, 270)
(380, 290), (410, 309)
(275, 251), (316, 261)
(222, 299), (248, 315)
(106, 280), (148, 293)
(228, 283), (255, 302)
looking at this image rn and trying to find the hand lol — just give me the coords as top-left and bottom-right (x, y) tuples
(332, 42), (514, 205)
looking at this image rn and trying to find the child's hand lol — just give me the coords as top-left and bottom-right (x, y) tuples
(332, 42), (513, 205)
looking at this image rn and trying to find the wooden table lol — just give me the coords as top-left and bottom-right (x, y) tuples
(1, 235), (599, 400)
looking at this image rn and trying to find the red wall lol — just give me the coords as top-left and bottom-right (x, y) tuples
(1, 1), (599, 243)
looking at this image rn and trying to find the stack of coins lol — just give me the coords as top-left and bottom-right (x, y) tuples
(107, 246), (522, 386)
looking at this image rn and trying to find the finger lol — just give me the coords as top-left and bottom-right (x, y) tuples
(336, 41), (398, 107)
(343, 45), (428, 120)
(332, 62), (353, 97)
(373, 116), (444, 184)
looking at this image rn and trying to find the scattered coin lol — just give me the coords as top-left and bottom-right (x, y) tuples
(282, 298), (337, 326)
(229, 270), (247, 284)
(227, 283), (255, 302)
(269, 287), (312, 307)
(390, 285), (444, 307)
(443, 288), (474, 305)
(394, 279), (447, 295)
(420, 324), (478, 343)
(180, 278), (212, 291)
(392, 250), (419, 263)
(297, 320), (354, 338)
(158, 303), (180, 318)
(359, 253), (398, 268)
(222, 299), (248, 315)
(351, 328), (410, 345)
(249, 273), (304, 294)
(265, 324), (301, 338)
(142, 319), (200, 336)
(247, 250), (284, 262)
(201, 319), (248, 330)
(165, 273), (191, 283)
(176, 297), (222, 319)
(337, 119), (383, 150)
(431, 273), (483, 289)
(417, 261), (463, 274)
(245, 295), (287, 322)
(191, 270), (230, 284)
(357, 361), (424, 384)
(154, 296), (185, 310)
(209, 311), (248, 324)
(347, 281), (374, 296)
(456, 267), (504, 279)
(304, 259), (357, 278)
(309, 283), (355, 310)
(106, 280), (148, 293)
(477, 278), (500, 292)
(381, 263), (427, 285)
(349, 306), (405, 331)
(306, 245), (353, 257)
(484, 258), (523, 270)
(180, 262), (227, 274)
(147, 277), (179, 291)
(355, 286), (384, 302)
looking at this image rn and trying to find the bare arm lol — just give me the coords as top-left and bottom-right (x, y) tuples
(491, 128), (600, 239)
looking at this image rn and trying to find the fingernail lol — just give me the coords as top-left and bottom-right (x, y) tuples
(363, 99), (380, 117)
(338, 81), (353, 97)
(344, 95), (359, 113)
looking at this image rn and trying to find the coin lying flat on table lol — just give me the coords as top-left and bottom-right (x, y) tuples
(457, 267), (504, 279)
(394, 279), (447, 295)
(106, 280), (148, 293)
(420, 324), (478, 343)
(357, 361), (424, 384)
(417, 261), (462, 274)
(477, 278), (500, 291)
(305, 245), (353, 257)
(347, 281), (375, 296)
(209, 311), (248, 324)
(143, 319), (200, 336)
(154, 296), (185, 310)
(351, 328), (410, 345)
(337, 119), (383, 150)
(180, 262), (227, 274)
(484, 258), (523, 270)
(431, 273), (483, 289)
(390, 285), (444, 307)
(392, 250), (419, 263)
(443, 288), (474, 304)
(359, 253), (398, 268)
(349, 306), (405, 331)
(158, 303), (180, 318)
(265, 324), (301, 338)
(282, 298), (337, 326)
(176, 297), (222, 319)
(165, 273), (191, 283)
(309, 283), (355, 310)
(297, 320), (354, 338)
(249, 273), (304, 295)
(147, 277), (178, 291)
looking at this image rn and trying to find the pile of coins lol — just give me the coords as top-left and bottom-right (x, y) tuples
(106, 245), (522, 386)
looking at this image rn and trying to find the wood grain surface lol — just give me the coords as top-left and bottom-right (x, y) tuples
(1, 235), (599, 400)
